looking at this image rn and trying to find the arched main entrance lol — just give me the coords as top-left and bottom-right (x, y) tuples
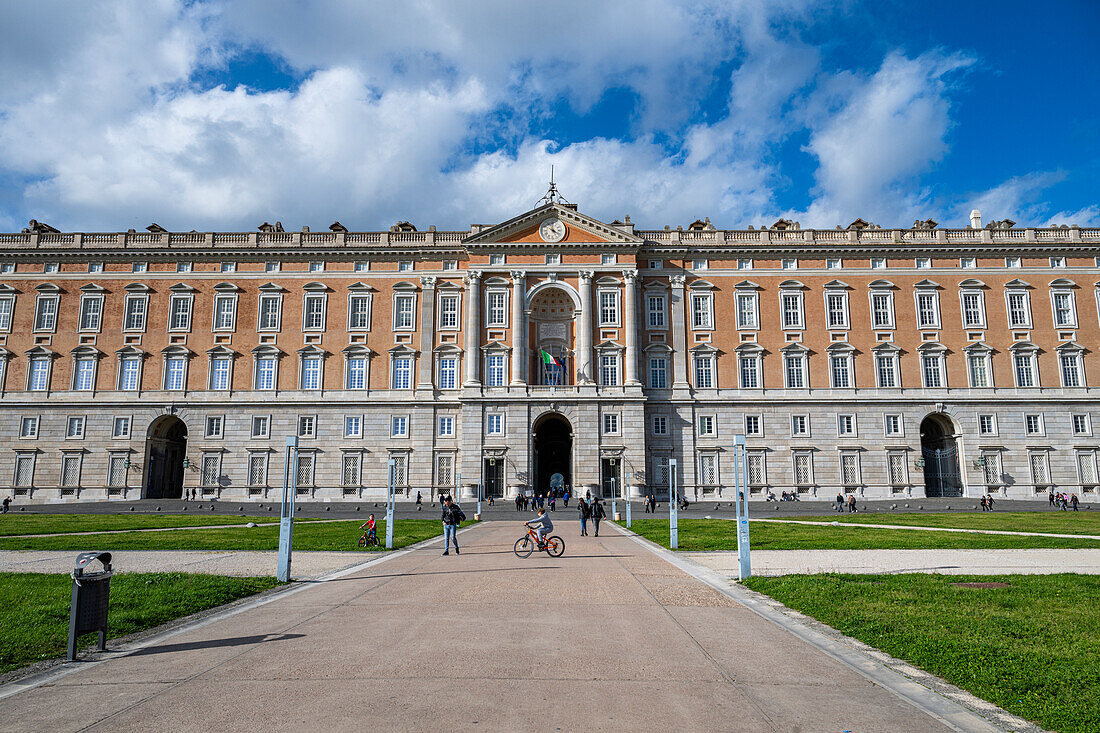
(533, 413), (572, 497)
(144, 416), (187, 499)
(920, 413), (962, 497)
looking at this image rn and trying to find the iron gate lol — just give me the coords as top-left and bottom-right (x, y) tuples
(922, 445), (962, 497)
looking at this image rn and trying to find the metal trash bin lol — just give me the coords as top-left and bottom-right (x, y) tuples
(68, 551), (113, 661)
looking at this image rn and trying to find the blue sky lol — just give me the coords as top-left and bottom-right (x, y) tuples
(0, 0), (1096, 232)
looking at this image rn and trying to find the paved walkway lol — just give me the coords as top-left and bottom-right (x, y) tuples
(687, 548), (1100, 576)
(0, 549), (363, 580)
(749, 517), (1100, 540)
(1, 523), (1005, 732)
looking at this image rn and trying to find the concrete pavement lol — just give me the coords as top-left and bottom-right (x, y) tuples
(1, 522), (1009, 732)
(0, 549), (364, 579)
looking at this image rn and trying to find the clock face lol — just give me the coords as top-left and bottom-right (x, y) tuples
(539, 217), (566, 243)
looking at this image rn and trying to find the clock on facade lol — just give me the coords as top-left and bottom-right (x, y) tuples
(539, 217), (566, 243)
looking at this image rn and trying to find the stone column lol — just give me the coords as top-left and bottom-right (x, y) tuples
(510, 270), (526, 385)
(623, 269), (640, 385)
(577, 271), (594, 384)
(417, 276), (437, 389)
(670, 275), (690, 389)
(463, 270), (482, 386)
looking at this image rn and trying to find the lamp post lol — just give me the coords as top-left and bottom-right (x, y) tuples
(733, 434), (751, 580)
(386, 456), (395, 549)
(610, 456), (617, 520)
(669, 458), (678, 549)
(625, 471), (632, 528)
(277, 436), (298, 582)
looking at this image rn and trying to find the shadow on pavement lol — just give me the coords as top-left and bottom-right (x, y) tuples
(128, 633), (305, 656)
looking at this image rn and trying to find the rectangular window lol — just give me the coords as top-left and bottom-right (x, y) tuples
(694, 355), (714, 388)
(204, 416), (223, 438)
(1006, 257), (1021, 268)
(486, 354), (506, 387)
(781, 293), (803, 329)
(73, 359), (96, 391)
(698, 454), (717, 485)
(983, 452), (1003, 486)
(837, 414), (855, 436)
(652, 456), (670, 487)
(392, 357), (412, 389)
(648, 357), (667, 389)
(255, 357), (277, 390)
(201, 454), (221, 486)
(105, 454), (127, 487)
(691, 293), (713, 329)
(793, 453), (813, 485)
(747, 452), (765, 485)
(1052, 292), (1076, 327)
(884, 414), (902, 436)
(1030, 452), (1051, 487)
(876, 354), (898, 388)
(296, 453), (315, 487)
(0, 296), (13, 332)
(979, 414), (995, 435)
(347, 294), (372, 330)
(782, 259), (797, 270)
(176, 261), (192, 273)
(28, 359), (50, 391)
(88, 262), (104, 273)
(354, 261), (369, 272)
(439, 357), (457, 389)
(599, 291), (619, 326)
(248, 454), (269, 487)
(545, 254), (560, 265)
(251, 416), (269, 438)
(442, 260), (458, 271)
(693, 259), (708, 270)
(915, 258), (931, 269)
(968, 354), (990, 387)
(344, 416), (362, 438)
(1025, 414), (1043, 435)
(125, 296), (149, 331)
(394, 294), (415, 330)
(826, 293), (848, 328)
(340, 453), (361, 488)
(78, 296), (103, 331)
(841, 453), (860, 485)
(435, 453), (455, 487)
(601, 254), (616, 265)
(490, 254), (506, 266)
(649, 260), (662, 269)
(60, 454), (82, 486)
(300, 357), (322, 390)
(647, 295), (666, 329)
(1014, 353), (1036, 388)
(603, 413), (619, 435)
(34, 296), (58, 332)
(791, 415), (808, 436)
(389, 455), (408, 488)
(297, 416), (316, 438)
(600, 354), (619, 386)
(164, 357), (187, 390)
(916, 292), (939, 328)
(737, 259), (753, 270)
(114, 355), (140, 390)
(745, 415), (761, 435)
(113, 416), (132, 438)
(736, 293), (757, 329)
(303, 295), (326, 331)
(209, 357), (231, 390)
(784, 355), (805, 388)
(1007, 292), (1031, 328)
(438, 295), (459, 330)
(14, 454), (35, 486)
(132, 262), (148, 273)
(438, 416), (455, 437)
(169, 295), (193, 331)
(652, 416), (668, 435)
(1073, 414), (1091, 435)
(827, 258), (842, 270)
(398, 261), (413, 272)
(889, 452), (908, 485)
(1078, 451), (1098, 486)
(258, 295), (282, 331)
(486, 291), (507, 326)
(486, 414), (504, 436)
(309, 261), (324, 273)
(19, 416), (39, 438)
(739, 355), (759, 389)
(1061, 353), (1082, 387)
(698, 415), (715, 437)
(961, 292), (985, 327)
(871, 293), (893, 328)
(871, 258), (887, 269)
(922, 354), (944, 388)
(221, 261), (236, 272)
(960, 257), (976, 268)
(264, 261), (281, 273)
(830, 355), (851, 388)
(213, 295), (237, 331)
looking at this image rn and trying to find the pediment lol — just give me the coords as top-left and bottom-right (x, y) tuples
(465, 204), (641, 247)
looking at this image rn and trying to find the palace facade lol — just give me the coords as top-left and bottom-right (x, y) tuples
(1, 202), (1098, 504)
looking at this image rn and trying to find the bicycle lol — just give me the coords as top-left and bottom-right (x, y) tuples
(358, 529), (380, 548)
(514, 526), (565, 558)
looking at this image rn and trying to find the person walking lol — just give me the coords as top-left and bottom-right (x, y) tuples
(1049, 489), (1056, 508)
(1, 496), (9, 513)
(590, 496), (606, 537)
(835, 493), (844, 513)
(441, 496), (464, 556)
(847, 494), (857, 513)
(563, 490), (570, 508)
(986, 494), (996, 511)
(1071, 493), (1079, 511)
(578, 497), (590, 536)
(416, 491), (423, 511)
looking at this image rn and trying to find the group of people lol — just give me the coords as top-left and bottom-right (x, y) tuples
(767, 491), (801, 502)
(1049, 490), (1080, 511)
(834, 493), (858, 513)
(979, 494), (996, 511)
(515, 488), (570, 512)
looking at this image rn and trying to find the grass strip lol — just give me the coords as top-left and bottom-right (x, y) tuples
(770, 511), (1100, 535)
(0, 513), (323, 537)
(742, 573), (1100, 733)
(617, 518), (1100, 550)
(0, 572), (283, 674)
(0, 519), (465, 552)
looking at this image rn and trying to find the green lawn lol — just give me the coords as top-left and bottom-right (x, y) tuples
(0, 572), (283, 674)
(618, 518), (1100, 550)
(774, 511), (1100, 535)
(743, 574), (1100, 733)
(0, 519), (463, 552)
(0, 513), (323, 537)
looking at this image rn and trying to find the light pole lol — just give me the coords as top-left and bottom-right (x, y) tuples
(625, 471), (632, 528)
(733, 434), (751, 579)
(386, 456), (395, 549)
(277, 436), (298, 582)
(669, 458), (678, 549)
(610, 456), (617, 520)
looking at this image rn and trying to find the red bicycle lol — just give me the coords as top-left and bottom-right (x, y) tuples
(514, 526), (565, 558)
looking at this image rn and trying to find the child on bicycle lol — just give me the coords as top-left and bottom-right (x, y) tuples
(360, 514), (377, 546)
(525, 508), (553, 548)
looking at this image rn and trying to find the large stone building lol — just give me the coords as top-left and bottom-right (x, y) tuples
(1, 199), (1098, 504)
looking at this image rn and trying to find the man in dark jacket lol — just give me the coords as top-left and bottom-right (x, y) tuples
(441, 496), (464, 556)
(578, 498), (590, 536)
(590, 497), (606, 537)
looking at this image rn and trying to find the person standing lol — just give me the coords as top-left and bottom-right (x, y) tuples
(578, 497), (590, 536)
(441, 496), (464, 556)
(987, 494), (996, 511)
(590, 497), (606, 537)
(416, 491), (423, 511)
(835, 493), (844, 513)
(1, 496), (9, 513)
(563, 490), (570, 508)
(847, 495), (857, 513)
(1072, 493), (1079, 511)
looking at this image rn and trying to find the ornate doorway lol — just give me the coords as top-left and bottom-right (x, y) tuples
(533, 413), (572, 496)
(144, 415), (187, 499)
(920, 413), (962, 497)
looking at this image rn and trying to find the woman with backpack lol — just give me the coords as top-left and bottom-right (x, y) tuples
(578, 497), (590, 536)
(590, 497), (606, 537)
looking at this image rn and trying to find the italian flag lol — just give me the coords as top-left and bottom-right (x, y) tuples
(540, 350), (564, 369)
